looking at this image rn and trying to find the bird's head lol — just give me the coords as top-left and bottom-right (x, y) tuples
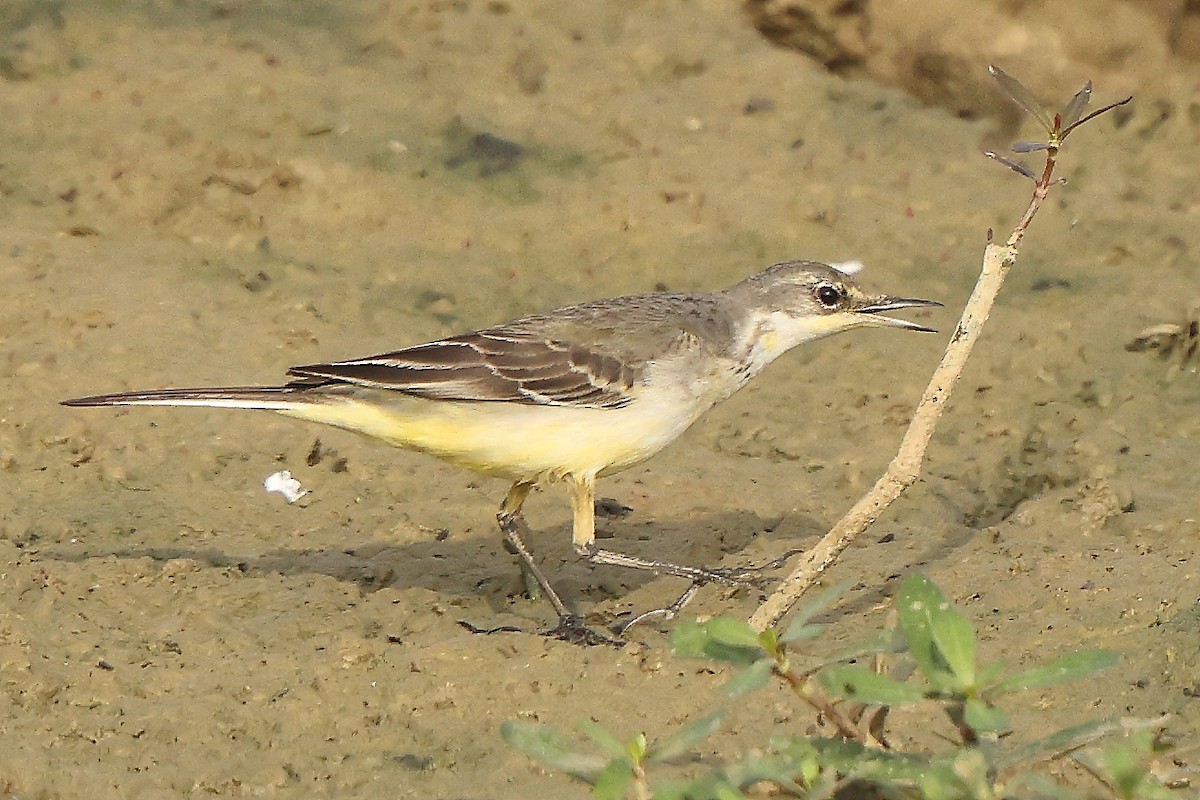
(725, 260), (941, 373)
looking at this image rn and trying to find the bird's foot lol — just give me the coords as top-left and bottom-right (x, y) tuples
(457, 615), (621, 647)
(544, 614), (622, 647)
(457, 620), (523, 635)
(697, 547), (806, 589)
(613, 549), (806, 634)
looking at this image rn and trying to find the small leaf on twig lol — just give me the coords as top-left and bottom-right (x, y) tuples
(670, 617), (765, 665)
(818, 664), (927, 706)
(780, 580), (852, 643)
(989, 65), (1054, 134)
(983, 150), (1037, 181)
(1011, 141), (1051, 153)
(964, 697), (1011, 734)
(1059, 80), (1093, 129)
(993, 649), (1118, 693)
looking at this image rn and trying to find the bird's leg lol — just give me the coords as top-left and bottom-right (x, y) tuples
(498, 480), (543, 602)
(497, 480), (572, 619)
(583, 548), (753, 586)
(497, 481), (619, 646)
(570, 475), (758, 588)
(568, 477), (809, 633)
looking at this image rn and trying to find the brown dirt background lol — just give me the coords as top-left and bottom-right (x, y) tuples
(2, 0), (1199, 796)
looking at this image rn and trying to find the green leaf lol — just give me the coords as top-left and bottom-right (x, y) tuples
(947, 747), (992, 795)
(579, 719), (628, 760)
(626, 732), (648, 763)
(773, 736), (870, 778)
(670, 618), (765, 666)
(705, 617), (764, 649)
(662, 750), (815, 800)
(995, 717), (1127, 771)
(977, 659), (1007, 688)
(780, 580), (852, 643)
(1003, 772), (1086, 800)
(756, 627), (780, 657)
(1106, 744), (1146, 798)
(591, 759), (632, 800)
(722, 658), (775, 698)
(788, 736), (942, 789)
(647, 711), (725, 763)
(1066, 728), (1177, 800)
(823, 630), (906, 668)
(716, 748), (814, 795)
(781, 622), (824, 642)
(669, 620), (711, 659)
(500, 720), (608, 780)
(896, 574), (959, 691)
(963, 697), (1011, 734)
(817, 664), (927, 706)
(657, 774), (748, 800)
(993, 650), (1118, 693)
(929, 599), (977, 688)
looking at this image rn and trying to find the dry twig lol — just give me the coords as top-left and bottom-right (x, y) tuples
(750, 68), (1131, 631)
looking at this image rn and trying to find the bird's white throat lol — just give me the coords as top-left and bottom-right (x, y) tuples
(738, 309), (858, 379)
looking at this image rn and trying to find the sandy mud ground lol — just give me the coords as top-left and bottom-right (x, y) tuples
(2, 1), (1199, 796)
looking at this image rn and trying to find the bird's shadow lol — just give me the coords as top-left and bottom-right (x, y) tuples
(36, 504), (831, 619)
(36, 491), (973, 628)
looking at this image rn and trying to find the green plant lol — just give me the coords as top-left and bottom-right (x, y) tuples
(504, 575), (1181, 799)
(501, 68), (1178, 800)
(502, 712), (726, 800)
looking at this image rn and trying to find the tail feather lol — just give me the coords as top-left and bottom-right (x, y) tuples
(61, 385), (313, 411)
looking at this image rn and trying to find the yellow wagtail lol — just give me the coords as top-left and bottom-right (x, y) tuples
(62, 260), (938, 634)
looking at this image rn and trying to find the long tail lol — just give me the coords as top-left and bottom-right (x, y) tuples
(63, 383), (416, 449)
(61, 385), (317, 411)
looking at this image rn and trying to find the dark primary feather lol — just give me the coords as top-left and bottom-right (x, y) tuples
(289, 331), (636, 408)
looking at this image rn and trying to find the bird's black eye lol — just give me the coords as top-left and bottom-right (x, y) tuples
(815, 283), (843, 308)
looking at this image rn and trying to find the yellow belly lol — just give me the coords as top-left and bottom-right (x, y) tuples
(278, 390), (702, 483)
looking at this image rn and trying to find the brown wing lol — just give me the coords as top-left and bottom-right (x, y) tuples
(288, 291), (736, 408)
(287, 329), (639, 408)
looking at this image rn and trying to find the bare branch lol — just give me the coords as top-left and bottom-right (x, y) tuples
(750, 70), (1129, 631)
(1062, 95), (1133, 139)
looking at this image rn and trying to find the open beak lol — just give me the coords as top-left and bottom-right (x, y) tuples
(854, 296), (942, 333)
